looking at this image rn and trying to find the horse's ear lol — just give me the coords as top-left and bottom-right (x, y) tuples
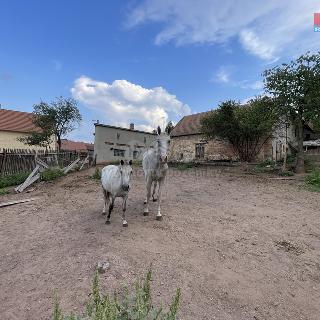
(120, 160), (124, 166)
(157, 126), (161, 135)
(129, 160), (132, 166)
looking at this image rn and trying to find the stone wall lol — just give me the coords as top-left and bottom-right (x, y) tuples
(169, 134), (236, 162)
(169, 134), (273, 162)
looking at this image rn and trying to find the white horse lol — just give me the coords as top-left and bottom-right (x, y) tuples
(142, 126), (170, 220)
(101, 160), (133, 227)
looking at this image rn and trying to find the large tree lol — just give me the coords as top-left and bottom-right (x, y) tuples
(201, 97), (278, 162)
(20, 97), (82, 150)
(263, 52), (320, 173)
(165, 121), (174, 134)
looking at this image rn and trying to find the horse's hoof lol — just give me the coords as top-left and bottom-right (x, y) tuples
(143, 212), (149, 216)
(102, 212), (106, 216)
(144, 200), (147, 204)
(123, 222), (128, 227)
(152, 198), (157, 202)
(105, 220), (110, 224)
(156, 215), (163, 221)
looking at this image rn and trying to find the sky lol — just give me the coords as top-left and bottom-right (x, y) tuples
(0, 0), (319, 142)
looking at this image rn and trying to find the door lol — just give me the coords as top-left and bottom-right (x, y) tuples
(195, 143), (205, 159)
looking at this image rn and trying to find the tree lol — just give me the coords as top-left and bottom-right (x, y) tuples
(20, 97), (82, 151)
(165, 121), (174, 134)
(201, 97), (278, 162)
(263, 52), (320, 173)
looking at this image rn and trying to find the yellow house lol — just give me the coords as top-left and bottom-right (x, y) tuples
(0, 108), (56, 150)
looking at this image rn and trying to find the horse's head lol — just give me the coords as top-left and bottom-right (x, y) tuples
(155, 126), (171, 164)
(119, 160), (133, 191)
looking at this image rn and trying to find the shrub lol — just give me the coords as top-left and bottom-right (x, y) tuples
(305, 168), (320, 192)
(41, 168), (65, 182)
(53, 270), (181, 320)
(0, 172), (30, 188)
(92, 167), (102, 180)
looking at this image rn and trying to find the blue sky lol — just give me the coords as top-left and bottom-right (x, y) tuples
(1, 0), (319, 142)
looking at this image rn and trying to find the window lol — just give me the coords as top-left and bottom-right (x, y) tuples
(117, 132), (120, 140)
(195, 143), (205, 159)
(133, 151), (139, 159)
(114, 149), (125, 157)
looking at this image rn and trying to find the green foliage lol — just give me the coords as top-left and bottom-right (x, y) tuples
(263, 52), (320, 173)
(53, 270), (181, 320)
(92, 167), (102, 180)
(40, 168), (65, 181)
(0, 188), (9, 195)
(20, 97), (82, 150)
(305, 168), (320, 192)
(165, 121), (174, 135)
(176, 163), (195, 170)
(0, 172), (30, 188)
(201, 96), (278, 162)
(278, 170), (294, 177)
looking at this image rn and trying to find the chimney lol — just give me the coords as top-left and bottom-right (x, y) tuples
(129, 123), (134, 130)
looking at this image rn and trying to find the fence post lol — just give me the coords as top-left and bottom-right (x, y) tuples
(0, 149), (7, 177)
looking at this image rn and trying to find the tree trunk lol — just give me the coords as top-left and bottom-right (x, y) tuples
(57, 134), (61, 152)
(295, 120), (305, 174)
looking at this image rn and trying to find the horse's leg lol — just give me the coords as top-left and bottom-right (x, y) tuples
(122, 195), (128, 227)
(102, 188), (109, 215)
(143, 177), (152, 216)
(106, 195), (115, 224)
(152, 181), (158, 202)
(156, 179), (164, 221)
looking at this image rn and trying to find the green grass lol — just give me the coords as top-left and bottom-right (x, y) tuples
(175, 163), (195, 171)
(40, 168), (65, 182)
(92, 167), (102, 180)
(305, 168), (320, 192)
(278, 170), (294, 177)
(0, 188), (9, 195)
(53, 269), (181, 320)
(0, 172), (30, 188)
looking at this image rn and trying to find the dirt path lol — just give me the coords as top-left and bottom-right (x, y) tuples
(0, 167), (319, 320)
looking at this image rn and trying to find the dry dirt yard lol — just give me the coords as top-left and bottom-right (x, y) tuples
(0, 166), (319, 320)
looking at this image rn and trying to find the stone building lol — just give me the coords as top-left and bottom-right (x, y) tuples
(169, 112), (236, 162)
(169, 112), (273, 162)
(94, 122), (156, 164)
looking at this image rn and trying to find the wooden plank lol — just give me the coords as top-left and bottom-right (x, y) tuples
(15, 165), (40, 193)
(63, 158), (80, 174)
(0, 198), (36, 208)
(79, 155), (89, 170)
(36, 158), (49, 169)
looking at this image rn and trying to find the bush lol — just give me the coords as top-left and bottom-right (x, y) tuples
(41, 168), (65, 181)
(92, 167), (102, 180)
(53, 270), (181, 320)
(305, 168), (320, 192)
(0, 172), (30, 188)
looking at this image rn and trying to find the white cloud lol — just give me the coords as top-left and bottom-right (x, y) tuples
(213, 67), (232, 83)
(238, 80), (264, 90)
(71, 76), (191, 132)
(126, 0), (320, 61)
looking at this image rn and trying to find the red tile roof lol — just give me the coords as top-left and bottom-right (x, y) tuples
(0, 109), (41, 133)
(60, 139), (93, 152)
(171, 112), (211, 137)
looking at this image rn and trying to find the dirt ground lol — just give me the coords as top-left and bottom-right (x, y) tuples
(0, 166), (319, 320)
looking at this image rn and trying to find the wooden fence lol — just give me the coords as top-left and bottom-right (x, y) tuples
(0, 149), (89, 176)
